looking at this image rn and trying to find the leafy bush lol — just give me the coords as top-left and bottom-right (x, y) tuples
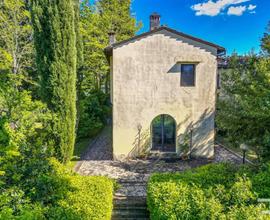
(147, 163), (269, 220)
(148, 163), (250, 188)
(0, 85), (114, 219)
(46, 159), (114, 220)
(0, 187), (46, 220)
(252, 163), (270, 198)
(216, 54), (270, 161)
(0, 159), (114, 220)
(147, 181), (223, 220)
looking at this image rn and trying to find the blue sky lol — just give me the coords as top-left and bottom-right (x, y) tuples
(131, 0), (270, 55)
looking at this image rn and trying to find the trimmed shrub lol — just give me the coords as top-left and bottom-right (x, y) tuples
(48, 176), (114, 220)
(252, 163), (270, 198)
(46, 159), (114, 220)
(147, 181), (223, 220)
(147, 163), (269, 220)
(226, 205), (267, 220)
(0, 159), (114, 220)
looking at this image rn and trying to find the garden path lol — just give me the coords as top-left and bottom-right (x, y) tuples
(75, 127), (243, 198)
(75, 128), (244, 219)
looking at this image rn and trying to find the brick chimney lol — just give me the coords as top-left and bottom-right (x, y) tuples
(150, 13), (160, 31)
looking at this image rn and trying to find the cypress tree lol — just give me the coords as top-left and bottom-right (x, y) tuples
(73, 0), (84, 132)
(30, 0), (77, 163)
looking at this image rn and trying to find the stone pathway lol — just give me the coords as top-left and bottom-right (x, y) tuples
(81, 126), (113, 160)
(75, 127), (243, 198)
(75, 128), (244, 219)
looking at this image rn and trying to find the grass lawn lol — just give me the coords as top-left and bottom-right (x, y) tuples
(66, 126), (111, 170)
(66, 137), (94, 170)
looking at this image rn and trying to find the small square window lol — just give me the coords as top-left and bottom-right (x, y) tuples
(181, 64), (195, 87)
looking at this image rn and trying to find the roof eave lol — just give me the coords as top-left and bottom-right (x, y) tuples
(103, 26), (226, 57)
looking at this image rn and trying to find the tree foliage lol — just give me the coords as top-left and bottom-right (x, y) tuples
(0, 76), (55, 218)
(31, 0), (78, 163)
(0, 84), (114, 217)
(148, 163), (270, 220)
(77, 0), (139, 139)
(80, 0), (139, 92)
(217, 54), (270, 161)
(261, 22), (270, 55)
(217, 22), (270, 161)
(0, 0), (35, 90)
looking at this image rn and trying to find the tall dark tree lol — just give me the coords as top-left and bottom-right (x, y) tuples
(30, 0), (77, 163)
(73, 0), (84, 132)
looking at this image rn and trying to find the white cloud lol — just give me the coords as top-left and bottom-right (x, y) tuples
(191, 0), (251, 16)
(227, 5), (247, 15)
(248, 4), (257, 10)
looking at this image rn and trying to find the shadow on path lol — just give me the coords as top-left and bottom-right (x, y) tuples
(80, 126), (113, 161)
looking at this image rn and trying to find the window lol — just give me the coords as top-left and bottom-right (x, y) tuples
(181, 64), (195, 87)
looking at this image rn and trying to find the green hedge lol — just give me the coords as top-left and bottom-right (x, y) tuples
(147, 163), (269, 220)
(0, 159), (114, 220)
(46, 159), (114, 220)
(48, 176), (114, 220)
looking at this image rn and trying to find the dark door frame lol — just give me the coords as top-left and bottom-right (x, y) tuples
(151, 114), (176, 152)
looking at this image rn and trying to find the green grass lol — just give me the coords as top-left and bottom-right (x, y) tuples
(66, 126), (111, 170)
(66, 137), (93, 170)
(74, 138), (92, 158)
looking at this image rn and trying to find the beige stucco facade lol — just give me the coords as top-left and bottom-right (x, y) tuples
(109, 29), (219, 160)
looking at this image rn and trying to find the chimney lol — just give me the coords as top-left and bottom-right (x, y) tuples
(108, 31), (116, 45)
(150, 13), (160, 31)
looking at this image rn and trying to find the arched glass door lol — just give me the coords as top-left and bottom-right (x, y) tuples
(151, 114), (176, 152)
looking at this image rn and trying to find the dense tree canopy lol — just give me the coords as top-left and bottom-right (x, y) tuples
(217, 55), (270, 158)
(77, 0), (140, 138)
(0, 0), (35, 91)
(217, 42), (270, 161)
(79, 0), (139, 92)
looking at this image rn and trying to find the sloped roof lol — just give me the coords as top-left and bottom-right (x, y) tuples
(104, 26), (226, 56)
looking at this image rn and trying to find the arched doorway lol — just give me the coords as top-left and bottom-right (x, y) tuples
(151, 114), (176, 152)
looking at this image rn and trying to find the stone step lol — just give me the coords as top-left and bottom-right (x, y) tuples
(118, 181), (147, 184)
(114, 197), (146, 206)
(114, 205), (147, 210)
(113, 196), (149, 219)
(147, 151), (179, 160)
(112, 209), (148, 216)
(112, 218), (149, 220)
(112, 211), (149, 219)
(113, 201), (146, 208)
(115, 184), (147, 197)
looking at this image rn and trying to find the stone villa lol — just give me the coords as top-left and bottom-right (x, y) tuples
(104, 13), (225, 160)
